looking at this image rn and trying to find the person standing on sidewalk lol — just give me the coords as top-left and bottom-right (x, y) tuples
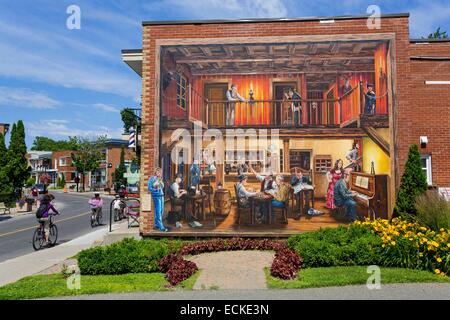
(148, 167), (168, 232)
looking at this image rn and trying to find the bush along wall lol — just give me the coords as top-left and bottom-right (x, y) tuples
(288, 219), (449, 276)
(77, 238), (183, 275)
(77, 237), (304, 287)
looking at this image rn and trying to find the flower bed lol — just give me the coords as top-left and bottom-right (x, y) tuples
(159, 238), (303, 286)
(288, 218), (449, 277)
(355, 218), (450, 276)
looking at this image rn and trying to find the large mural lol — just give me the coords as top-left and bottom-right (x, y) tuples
(150, 39), (392, 233)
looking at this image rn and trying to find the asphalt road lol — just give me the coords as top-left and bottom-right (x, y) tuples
(0, 192), (113, 263)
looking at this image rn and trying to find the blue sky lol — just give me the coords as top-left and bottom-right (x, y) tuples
(1, 0), (449, 148)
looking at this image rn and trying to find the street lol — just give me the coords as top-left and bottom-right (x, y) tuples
(0, 192), (113, 263)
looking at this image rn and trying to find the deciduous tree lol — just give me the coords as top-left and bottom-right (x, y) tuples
(71, 136), (106, 192)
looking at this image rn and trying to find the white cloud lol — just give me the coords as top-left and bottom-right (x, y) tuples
(26, 119), (123, 140)
(93, 103), (120, 113)
(157, 0), (288, 19)
(409, 2), (450, 38)
(0, 86), (61, 109)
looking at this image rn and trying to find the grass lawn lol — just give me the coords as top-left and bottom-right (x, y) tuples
(0, 271), (201, 300)
(265, 266), (450, 289)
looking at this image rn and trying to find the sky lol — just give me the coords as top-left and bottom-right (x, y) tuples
(0, 0), (449, 148)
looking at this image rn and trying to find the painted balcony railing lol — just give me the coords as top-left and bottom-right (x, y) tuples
(204, 82), (388, 128)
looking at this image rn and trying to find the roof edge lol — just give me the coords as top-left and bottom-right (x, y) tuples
(122, 49), (143, 54)
(410, 38), (450, 43)
(142, 13), (410, 26)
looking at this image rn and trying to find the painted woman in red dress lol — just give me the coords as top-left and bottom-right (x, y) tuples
(326, 159), (344, 209)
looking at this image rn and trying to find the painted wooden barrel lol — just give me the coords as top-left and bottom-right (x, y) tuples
(214, 189), (231, 215)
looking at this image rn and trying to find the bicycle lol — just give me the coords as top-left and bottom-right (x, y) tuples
(32, 214), (58, 251)
(90, 206), (103, 227)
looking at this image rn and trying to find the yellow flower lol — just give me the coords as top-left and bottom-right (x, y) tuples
(436, 257), (442, 263)
(434, 269), (441, 274)
(390, 241), (396, 246)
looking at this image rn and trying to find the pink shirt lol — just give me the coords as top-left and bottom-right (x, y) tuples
(88, 198), (103, 208)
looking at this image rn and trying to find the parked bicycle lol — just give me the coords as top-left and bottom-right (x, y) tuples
(112, 195), (127, 222)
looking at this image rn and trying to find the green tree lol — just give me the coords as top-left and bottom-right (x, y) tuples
(5, 121), (30, 196)
(0, 133), (12, 194)
(71, 136), (106, 192)
(120, 108), (141, 166)
(395, 144), (428, 216)
(120, 108), (140, 134)
(60, 173), (66, 188)
(31, 136), (79, 151)
(112, 147), (127, 192)
(427, 27), (448, 39)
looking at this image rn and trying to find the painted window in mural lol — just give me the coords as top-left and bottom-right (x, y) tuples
(176, 73), (188, 110)
(154, 38), (393, 234)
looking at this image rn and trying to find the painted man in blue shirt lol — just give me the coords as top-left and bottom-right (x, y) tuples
(333, 173), (358, 222)
(148, 167), (168, 232)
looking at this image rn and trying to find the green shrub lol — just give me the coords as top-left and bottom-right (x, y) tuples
(77, 238), (183, 275)
(288, 225), (383, 268)
(395, 144), (428, 216)
(415, 190), (450, 231)
(26, 177), (35, 187)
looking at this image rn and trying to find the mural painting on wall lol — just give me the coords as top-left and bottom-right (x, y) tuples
(150, 38), (392, 233)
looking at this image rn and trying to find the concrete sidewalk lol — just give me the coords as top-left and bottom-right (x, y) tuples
(52, 283), (450, 300)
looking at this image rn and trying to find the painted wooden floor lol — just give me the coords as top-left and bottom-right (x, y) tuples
(143, 199), (347, 238)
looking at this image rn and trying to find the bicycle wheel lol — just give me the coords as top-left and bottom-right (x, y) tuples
(97, 212), (103, 225)
(48, 224), (58, 246)
(114, 209), (119, 222)
(90, 213), (96, 228)
(32, 227), (44, 251)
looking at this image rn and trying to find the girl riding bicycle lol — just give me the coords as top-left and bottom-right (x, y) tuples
(37, 194), (59, 245)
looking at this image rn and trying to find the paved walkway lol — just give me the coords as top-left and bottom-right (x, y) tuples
(51, 283), (450, 300)
(186, 251), (274, 290)
(0, 222), (131, 287)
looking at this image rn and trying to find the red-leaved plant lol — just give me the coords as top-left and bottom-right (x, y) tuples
(270, 248), (303, 280)
(159, 238), (303, 286)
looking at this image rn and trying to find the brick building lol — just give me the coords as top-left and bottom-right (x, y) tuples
(105, 138), (137, 190)
(52, 150), (79, 186)
(0, 123), (9, 136)
(122, 13), (450, 236)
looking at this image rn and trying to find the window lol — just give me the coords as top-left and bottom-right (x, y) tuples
(59, 157), (67, 167)
(176, 73), (188, 109)
(421, 154), (432, 185)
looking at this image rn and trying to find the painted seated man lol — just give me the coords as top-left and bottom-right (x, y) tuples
(333, 173), (358, 222)
(236, 175), (257, 208)
(291, 170), (314, 219)
(290, 171), (313, 194)
(170, 174), (202, 228)
(259, 175), (290, 223)
(249, 165), (275, 192)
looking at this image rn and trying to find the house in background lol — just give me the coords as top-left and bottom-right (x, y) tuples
(0, 123), (9, 136)
(52, 150), (78, 187)
(105, 137), (138, 191)
(27, 151), (56, 185)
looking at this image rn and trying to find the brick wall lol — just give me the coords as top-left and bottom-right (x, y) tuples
(140, 16), (411, 232)
(409, 42), (450, 186)
(106, 145), (136, 188)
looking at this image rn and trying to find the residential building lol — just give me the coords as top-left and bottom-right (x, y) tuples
(0, 123), (9, 136)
